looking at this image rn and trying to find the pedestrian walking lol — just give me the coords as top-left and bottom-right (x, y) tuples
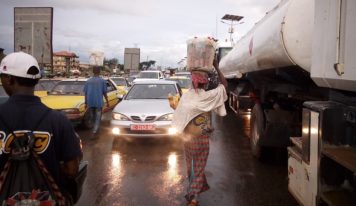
(0, 52), (82, 205)
(84, 66), (109, 138)
(170, 59), (228, 206)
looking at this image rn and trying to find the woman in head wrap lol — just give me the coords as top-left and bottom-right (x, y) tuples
(170, 60), (228, 206)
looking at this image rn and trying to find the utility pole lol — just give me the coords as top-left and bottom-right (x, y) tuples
(221, 14), (244, 45)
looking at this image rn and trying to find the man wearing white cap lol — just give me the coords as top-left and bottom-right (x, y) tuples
(0, 52), (82, 205)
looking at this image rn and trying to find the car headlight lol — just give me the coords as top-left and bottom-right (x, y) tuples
(168, 127), (177, 135)
(157, 113), (174, 121)
(112, 113), (129, 121)
(60, 108), (80, 114)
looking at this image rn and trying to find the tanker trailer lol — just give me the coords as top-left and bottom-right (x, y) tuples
(220, 0), (315, 159)
(220, 0), (356, 164)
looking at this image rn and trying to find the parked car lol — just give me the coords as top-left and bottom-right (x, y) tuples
(110, 77), (129, 99)
(34, 78), (62, 97)
(111, 80), (182, 137)
(166, 76), (191, 93)
(41, 78), (119, 128)
(133, 70), (164, 83)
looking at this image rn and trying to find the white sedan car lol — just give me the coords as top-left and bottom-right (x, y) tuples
(111, 80), (182, 137)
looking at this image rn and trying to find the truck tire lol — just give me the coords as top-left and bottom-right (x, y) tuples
(82, 110), (94, 129)
(250, 103), (265, 159)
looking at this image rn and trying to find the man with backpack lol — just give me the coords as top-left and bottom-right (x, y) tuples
(0, 52), (83, 205)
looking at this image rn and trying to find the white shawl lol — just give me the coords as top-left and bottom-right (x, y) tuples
(171, 84), (228, 134)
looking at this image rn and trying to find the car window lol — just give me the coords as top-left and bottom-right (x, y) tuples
(126, 84), (177, 100)
(112, 78), (127, 86)
(175, 73), (192, 79)
(34, 83), (46, 91)
(36, 80), (59, 91)
(50, 81), (85, 95)
(138, 72), (159, 79)
(106, 81), (116, 92)
(169, 78), (191, 89)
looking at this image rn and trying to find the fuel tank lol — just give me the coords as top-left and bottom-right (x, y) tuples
(220, 0), (314, 79)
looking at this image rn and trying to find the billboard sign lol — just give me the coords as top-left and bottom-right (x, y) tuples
(14, 7), (53, 65)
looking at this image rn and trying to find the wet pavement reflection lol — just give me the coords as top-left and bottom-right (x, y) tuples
(75, 111), (298, 206)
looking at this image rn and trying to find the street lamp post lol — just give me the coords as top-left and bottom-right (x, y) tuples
(221, 14), (244, 45)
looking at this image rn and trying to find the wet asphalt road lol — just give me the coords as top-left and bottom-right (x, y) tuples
(75, 111), (298, 206)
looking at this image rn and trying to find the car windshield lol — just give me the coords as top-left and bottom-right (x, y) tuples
(169, 78), (191, 89)
(0, 86), (8, 96)
(50, 81), (85, 95)
(112, 78), (127, 86)
(35, 80), (60, 91)
(138, 72), (159, 79)
(175, 73), (192, 78)
(126, 84), (177, 100)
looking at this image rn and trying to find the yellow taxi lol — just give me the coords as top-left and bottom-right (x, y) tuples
(166, 76), (192, 93)
(40, 78), (119, 128)
(109, 76), (129, 99)
(34, 79), (62, 97)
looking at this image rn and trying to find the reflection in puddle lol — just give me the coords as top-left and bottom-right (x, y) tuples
(149, 152), (185, 204)
(112, 153), (121, 169)
(167, 152), (178, 179)
(109, 152), (123, 182)
(168, 153), (177, 169)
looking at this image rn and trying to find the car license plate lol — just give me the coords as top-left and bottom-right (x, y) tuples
(130, 124), (156, 131)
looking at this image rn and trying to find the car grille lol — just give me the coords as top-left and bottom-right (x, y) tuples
(145, 116), (156, 121)
(119, 128), (167, 135)
(130, 116), (156, 122)
(131, 116), (141, 121)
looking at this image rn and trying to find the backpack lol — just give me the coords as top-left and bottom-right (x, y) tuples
(0, 109), (68, 206)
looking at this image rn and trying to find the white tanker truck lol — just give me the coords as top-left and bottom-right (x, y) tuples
(220, 0), (356, 205)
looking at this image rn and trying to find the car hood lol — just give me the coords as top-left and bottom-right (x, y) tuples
(41, 95), (84, 109)
(113, 99), (173, 116)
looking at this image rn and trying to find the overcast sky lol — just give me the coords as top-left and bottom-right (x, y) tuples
(0, 0), (279, 68)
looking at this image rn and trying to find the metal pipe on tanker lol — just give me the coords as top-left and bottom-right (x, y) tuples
(219, 0), (314, 78)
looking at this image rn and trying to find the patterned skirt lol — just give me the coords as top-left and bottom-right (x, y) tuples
(183, 135), (210, 201)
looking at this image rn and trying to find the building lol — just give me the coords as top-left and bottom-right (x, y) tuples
(53, 51), (79, 74)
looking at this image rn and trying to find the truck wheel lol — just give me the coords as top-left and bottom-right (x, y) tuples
(82, 110), (94, 129)
(250, 103), (265, 159)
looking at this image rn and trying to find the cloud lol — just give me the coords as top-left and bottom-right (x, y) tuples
(1, 0), (281, 67)
(52, 0), (156, 16)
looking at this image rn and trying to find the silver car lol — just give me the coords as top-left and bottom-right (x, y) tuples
(111, 80), (182, 137)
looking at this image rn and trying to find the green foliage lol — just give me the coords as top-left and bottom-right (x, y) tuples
(139, 60), (156, 70)
(104, 58), (119, 66)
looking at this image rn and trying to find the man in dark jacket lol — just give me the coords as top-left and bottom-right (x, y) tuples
(0, 52), (82, 205)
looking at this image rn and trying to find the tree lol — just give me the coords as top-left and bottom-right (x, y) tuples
(103, 58), (119, 74)
(139, 60), (156, 70)
(104, 58), (118, 67)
